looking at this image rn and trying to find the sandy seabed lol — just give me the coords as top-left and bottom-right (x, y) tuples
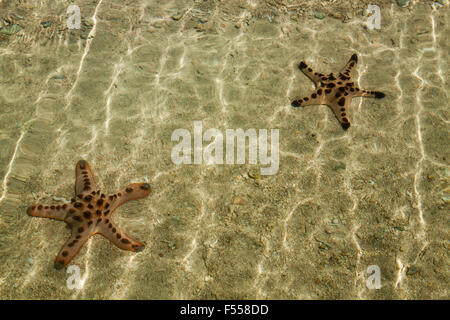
(0, 0), (448, 299)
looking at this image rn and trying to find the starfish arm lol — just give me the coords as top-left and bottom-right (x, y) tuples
(54, 226), (95, 269)
(298, 61), (323, 85)
(75, 160), (97, 196)
(107, 183), (151, 213)
(353, 89), (385, 99)
(27, 203), (70, 222)
(97, 220), (145, 252)
(327, 95), (352, 130)
(339, 53), (358, 76)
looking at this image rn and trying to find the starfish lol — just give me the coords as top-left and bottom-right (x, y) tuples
(27, 160), (151, 269)
(291, 54), (385, 130)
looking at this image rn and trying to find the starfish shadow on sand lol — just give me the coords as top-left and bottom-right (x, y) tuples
(291, 54), (385, 130)
(27, 160), (151, 269)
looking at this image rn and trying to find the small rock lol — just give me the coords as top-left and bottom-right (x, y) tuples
(171, 13), (183, 21)
(396, 0), (410, 7)
(314, 12), (325, 20)
(40, 21), (51, 28)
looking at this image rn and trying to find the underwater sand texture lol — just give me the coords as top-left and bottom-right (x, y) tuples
(0, 0), (448, 299)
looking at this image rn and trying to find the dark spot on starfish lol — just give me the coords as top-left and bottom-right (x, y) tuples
(327, 83), (335, 88)
(68, 242), (74, 247)
(341, 108), (345, 112)
(350, 88), (355, 92)
(76, 235), (81, 239)
(341, 122), (350, 130)
(121, 239), (130, 244)
(74, 202), (83, 208)
(112, 227), (116, 233)
(83, 211), (91, 219)
(56, 205), (61, 210)
(322, 77), (327, 81)
(51, 205), (55, 210)
(104, 210), (110, 215)
(97, 218), (102, 223)
(38, 205), (43, 210)
(108, 223), (112, 228)
(325, 89), (331, 94)
(339, 87), (345, 92)
(105, 219), (109, 224)
(104, 203), (110, 209)
(73, 216), (82, 222)
(126, 187), (133, 193)
(350, 54), (358, 62)
(308, 68), (312, 72)
(320, 82), (326, 87)
(118, 193), (121, 197)
(116, 234), (121, 239)
(311, 93), (317, 98)
(304, 97), (309, 101)
(84, 195), (92, 202)
(62, 204), (67, 210)
(78, 227), (84, 233)
(84, 186), (90, 191)
(374, 91), (385, 99)
(350, 62), (355, 67)
(69, 209), (76, 214)
(317, 89), (323, 95)
(344, 92), (348, 96)
(62, 251), (68, 257)
(299, 61), (307, 69)
(88, 204), (93, 209)
(338, 81), (342, 85)
(341, 113), (346, 117)
(338, 98), (346, 106)
(44, 206), (49, 209)
(97, 199), (104, 206)
(101, 194), (105, 198)
(109, 195), (114, 201)
(335, 92), (341, 98)
(87, 221), (93, 227)
(356, 88), (360, 91)
(96, 210), (101, 216)
(343, 117), (349, 122)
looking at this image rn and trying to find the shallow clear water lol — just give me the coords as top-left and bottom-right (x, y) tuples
(0, 0), (448, 299)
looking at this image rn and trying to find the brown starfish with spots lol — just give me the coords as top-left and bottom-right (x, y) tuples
(27, 160), (151, 269)
(292, 54), (385, 130)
